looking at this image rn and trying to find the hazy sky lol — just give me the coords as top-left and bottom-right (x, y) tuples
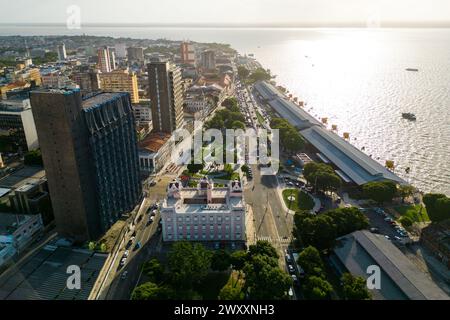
(2, 0), (450, 26)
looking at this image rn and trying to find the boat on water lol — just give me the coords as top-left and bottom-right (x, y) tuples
(402, 112), (417, 121)
(406, 68), (419, 72)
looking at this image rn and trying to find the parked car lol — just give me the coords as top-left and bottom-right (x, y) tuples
(370, 227), (380, 233)
(231, 242), (236, 250)
(121, 271), (128, 280)
(291, 275), (299, 284)
(285, 253), (292, 263)
(288, 265), (295, 273)
(133, 241), (142, 251)
(123, 250), (129, 258)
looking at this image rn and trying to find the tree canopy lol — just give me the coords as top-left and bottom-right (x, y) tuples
(297, 246), (325, 278)
(293, 207), (368, 250)
(362, 180), (397, 204)
(303, 275), (333, 300)
(423, 193), (450, 222)
(167, 241), (212, 289)
(270, 118), (305, 153)
(303, 162), (342, 192)
(131, 282), (174, 300)
(341, 273), (372, 300)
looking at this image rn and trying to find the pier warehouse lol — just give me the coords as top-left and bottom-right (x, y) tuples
(254, 81), (406, 186)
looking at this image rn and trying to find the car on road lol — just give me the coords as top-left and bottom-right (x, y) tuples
(285, 253), (292, 263)
(133, 241), (142, 251)
(121, 271), (128, 280)
(288, 265), (295, 273)
(370, 227), (380, 233)
(119, 257), (127, 267)
(125, 240), (133, 250)
(384, 235), (391, 241)
(123, 250), (129, 258)
(291, 275), (299, 284)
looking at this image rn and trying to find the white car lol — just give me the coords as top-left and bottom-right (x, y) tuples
(123, 250), (129, 258)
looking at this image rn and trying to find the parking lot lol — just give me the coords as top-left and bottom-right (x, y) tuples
(363, 208), (412, 245)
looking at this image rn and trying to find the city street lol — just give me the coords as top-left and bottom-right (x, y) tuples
(244, 164), (293, 267)
(101, 197), (161, 300)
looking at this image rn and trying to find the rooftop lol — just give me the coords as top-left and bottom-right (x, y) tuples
(0, 166), (46, 190)
(333, 230), (449, 300)
(0, 245), (107, 300)
(254, 81), (406, 186)
(300, 125), (406, 185)
(138, 132), (172, 153)
(81, 92), (125, 110)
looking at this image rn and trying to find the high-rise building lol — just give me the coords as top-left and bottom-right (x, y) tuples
(0, 97), (39, 152)
(97, 46), (112, 73)
(147, 61), (184, 133)
(72, 70), (101, 92)
(180, 42), (196, 66)
(108, 47), (116, 71)
(98, 69), (139, 103)
(30, 89), (142, 242)
(127, 47), (145, 62)
(201, 50), (216, 70)
(57, 43), (67, 61)
(115, 43), (127, 58)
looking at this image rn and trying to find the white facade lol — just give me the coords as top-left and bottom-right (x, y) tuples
(57, 43), (67, 61)
(161, 178), (246, 242)
(97, 47), (112, 73)
(0, 214), (43, 267)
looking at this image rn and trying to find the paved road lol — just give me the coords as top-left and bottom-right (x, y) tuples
(244, 164), (294, 265)
(103, 198), (161, 300)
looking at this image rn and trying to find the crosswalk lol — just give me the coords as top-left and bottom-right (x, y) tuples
(256, 236), (292, 244)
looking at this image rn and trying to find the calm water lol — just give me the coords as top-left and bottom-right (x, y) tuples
(1, 26), (449, 195)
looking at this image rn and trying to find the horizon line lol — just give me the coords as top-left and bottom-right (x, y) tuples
(1, 22), (450, 29)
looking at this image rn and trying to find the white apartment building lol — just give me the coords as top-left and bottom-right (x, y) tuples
(161, 178), (246, 242)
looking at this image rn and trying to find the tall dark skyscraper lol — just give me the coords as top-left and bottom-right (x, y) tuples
(30, 89), (142, 242)
(147, 61), (184, 133)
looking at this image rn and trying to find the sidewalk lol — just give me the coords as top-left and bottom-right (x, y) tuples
(245, 205), (256, 246)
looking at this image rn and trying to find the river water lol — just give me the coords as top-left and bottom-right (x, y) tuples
(1, 26), (449, 195)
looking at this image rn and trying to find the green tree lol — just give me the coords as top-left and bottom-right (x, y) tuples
(131, 282), (174, 300)
(222, 97), (239, 112)
(399, 216), (413, 228)
(293, 213), (337, 250)
(362, 180), (397, 204)
(168, 241), (212, 289)
(237, 66), (250, 79)
(211, 250), (231, 271)
(231, 120), (245, 130)
(143, 258), (165, 284)
(230, 250), (248, 270)
(303, 276), (333, 300)
(423, 193), (450, 222)
(297, 246), (325, 278)
(24, 149), (43, 166)
(249, 240), (279, 260)
(341, 273), (372, 300)
(270, 118), (305, 153)
(397, 184), (415, 202)
(325, 207), (369, 236)
(248, 68), (273, 83)
(218, 271), (245, 300)
(244, 254), (292, 300)
(303, 162), (342, 192)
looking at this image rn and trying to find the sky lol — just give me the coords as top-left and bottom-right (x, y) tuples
(2, 0), (450, 26)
